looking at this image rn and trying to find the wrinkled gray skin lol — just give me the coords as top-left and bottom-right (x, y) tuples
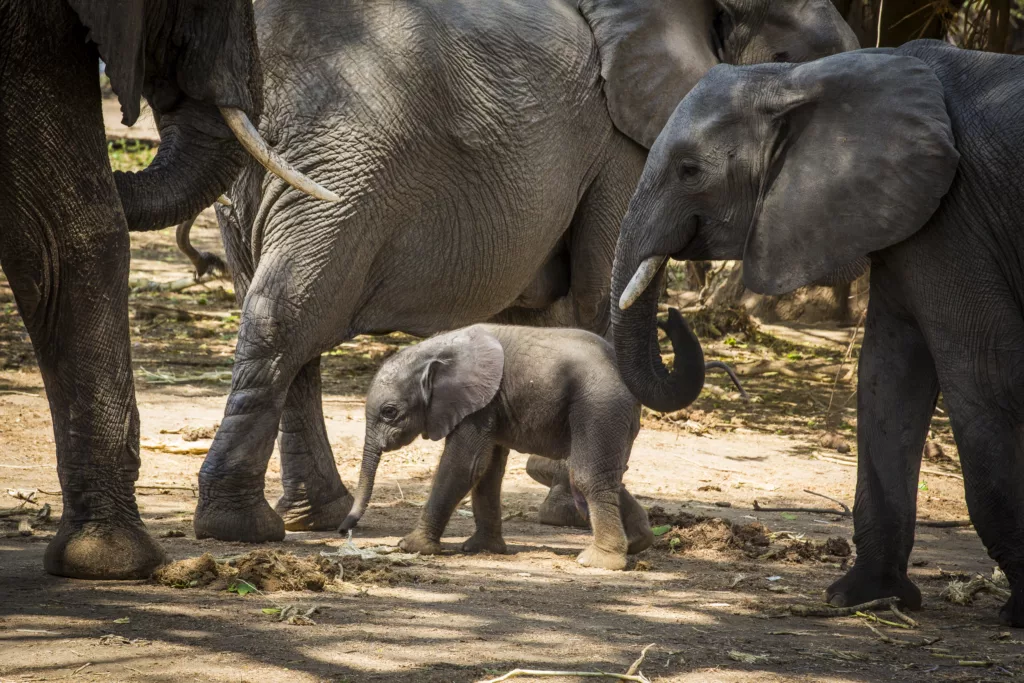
(0, 0), (263, 579)
(611, 41), (1024, 626)
(192, 0), (856, 543)
(339, 324), (655, 570)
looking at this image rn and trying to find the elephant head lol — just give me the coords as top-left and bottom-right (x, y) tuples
(71, 0), (337, 233)
(611, 50), (960, 412)
(578, 0), (859, 149)
(339, 327), (505, 531)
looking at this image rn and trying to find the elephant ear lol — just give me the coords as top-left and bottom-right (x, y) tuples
(69, 0), (145, 126)
(743, 53), (959, 295)
(420, 327), (504, 442)
(578, 0), (720, 149)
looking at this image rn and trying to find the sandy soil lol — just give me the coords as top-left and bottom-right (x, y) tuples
(0, 214), (1019, 683)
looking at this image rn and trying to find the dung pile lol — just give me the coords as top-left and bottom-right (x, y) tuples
(153, 550), (340, 591)
(647, 505), (850, 563)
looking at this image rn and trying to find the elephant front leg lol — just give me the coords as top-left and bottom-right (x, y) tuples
(462, 446), (509, 554)
(526, 456), (589, 529)
(827, 289), (937, 609)
(0, 22), (163, 579)
(399, 425), (495, 555)
(274, 357), (353, 531)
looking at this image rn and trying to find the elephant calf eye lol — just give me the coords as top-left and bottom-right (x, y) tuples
(381, 406), (399, 420)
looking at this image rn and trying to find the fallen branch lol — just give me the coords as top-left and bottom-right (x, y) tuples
(941, 575), (1011, 605)
(478, 645), (654, 683)
(753, 501), (850, 517)
(790, 597), (899, 618)
(137, 368), (232, 386)
(135, 484), (197, 493)
(814, 454), (963, 480)
(855, 610), (911, 630)
(134, 304), (227, 321)
(917, 519), (972, 528)
(889, 604), (919, 629)
(140, 440), (209, 456)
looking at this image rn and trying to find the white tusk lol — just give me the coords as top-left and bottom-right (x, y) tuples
(216, 194), (232, 207)
(219, 107), (341, 203)
(619, 255), (667, 311)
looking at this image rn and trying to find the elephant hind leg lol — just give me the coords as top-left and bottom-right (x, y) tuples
(526, 456), (589, 529)
(275, 357), (353, 531)
(621, 488), (654, 555)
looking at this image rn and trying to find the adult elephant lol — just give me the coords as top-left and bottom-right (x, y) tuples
(192, 0), (856, 543)
(0, 0), (334, 579)
(611, 42), (1024, 626)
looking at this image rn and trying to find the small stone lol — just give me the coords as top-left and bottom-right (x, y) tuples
(835, 441), (851, 454)
(160, 529), (186, 538)
(714, 501), (732, 508)
(17, 519), (32, 536)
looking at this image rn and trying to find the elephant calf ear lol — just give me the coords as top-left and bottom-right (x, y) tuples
(422, 327), (504, 442)
(743, 53), (960, 295)
(69, 0), (145, 126)
(578, 0), (720, 149)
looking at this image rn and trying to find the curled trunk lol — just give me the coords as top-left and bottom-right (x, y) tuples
(338, 443), (383, 531)
(611, 244), (707, 414)
(116, 99), (245, 233)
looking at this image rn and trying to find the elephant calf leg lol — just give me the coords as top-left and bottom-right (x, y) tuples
(275, 357), (353, 531)
(462, 446), (509, 555)
(575, 487), (628, 570)
(526, 456), (588, 529)
(621, 488), (654, 555)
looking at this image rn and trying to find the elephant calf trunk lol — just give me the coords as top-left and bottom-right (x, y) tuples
(338, 444), (383, 532)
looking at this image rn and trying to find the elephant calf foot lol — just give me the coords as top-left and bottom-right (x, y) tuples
(45, 517), (166, 580)
(194, 495), (285, 543)
(538, 484), (589, 529)
(275, 492), (354, 532)
(577, 544), (627, 571)
(827, 561), (922, 610)
(398, 530), (443, 555)
(462, 531), (507, 555)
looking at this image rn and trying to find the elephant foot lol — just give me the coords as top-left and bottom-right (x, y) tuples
(999, 581), (1023, 628)
(462, 532), (507, 555)
(626, 524), (654, 555)
(44, 518), (165, 580)
(194, 496), (285, 543)
(275, 491), (354, 532)
(826, 562), (922, 610)
(538, 485), (589, 529)
(398, 530), (443, 555)
(577, 544), (627, 571)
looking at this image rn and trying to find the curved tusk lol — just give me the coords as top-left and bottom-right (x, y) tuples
(216, 194), (232, 207)
(219, 107), (341, 203)
(619, 255), (667, 311)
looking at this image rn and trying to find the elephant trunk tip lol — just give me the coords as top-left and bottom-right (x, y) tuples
(338, 514), (361, 533)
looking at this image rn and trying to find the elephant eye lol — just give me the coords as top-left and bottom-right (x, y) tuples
(679, 162), (700, 179)
(380, 405), (399, 421)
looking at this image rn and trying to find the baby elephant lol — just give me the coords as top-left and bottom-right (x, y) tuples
(340, 323), (745, 570)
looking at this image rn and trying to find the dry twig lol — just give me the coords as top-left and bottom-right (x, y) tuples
(478, 645), (655, 683)
(790, 597), (900, 618)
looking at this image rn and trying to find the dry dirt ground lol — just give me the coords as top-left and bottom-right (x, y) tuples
(0, 170), (1019, 680)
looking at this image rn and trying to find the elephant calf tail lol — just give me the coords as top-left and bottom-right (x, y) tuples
(705, 360), (750, 401)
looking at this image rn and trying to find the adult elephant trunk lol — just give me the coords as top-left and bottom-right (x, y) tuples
(115, 98), (245, 233)
(610, 203), (706, 413)
(338, 443), (383, 532)
(116, 101), (340, 233)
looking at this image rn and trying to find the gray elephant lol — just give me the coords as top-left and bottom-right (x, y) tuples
(337, 324), (661, 570)
(0, 0), (332, 579)
(610, 42), (1024, 626)
(191, 0), (856, 544)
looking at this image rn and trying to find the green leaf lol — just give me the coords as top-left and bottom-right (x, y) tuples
(228, 579), (257, 596)
(651, 525), (673, 536)
(113, 617), (130, 624)
(261, 608), (282, 615)
(668, 537), (681, 549)
(918, 481), (929, 491)
(780, 513), (797, 521)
